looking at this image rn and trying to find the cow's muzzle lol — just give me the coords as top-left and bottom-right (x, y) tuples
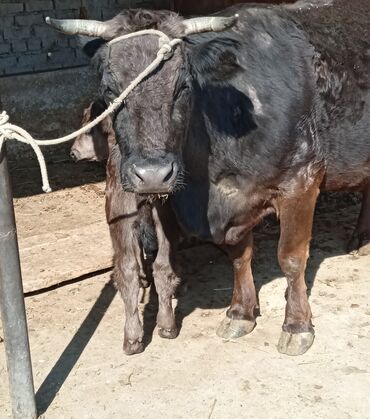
(124, 156), (180, 194)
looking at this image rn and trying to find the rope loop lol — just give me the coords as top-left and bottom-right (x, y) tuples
(0, 29), (182, 193)
(0, 111), (52, 192)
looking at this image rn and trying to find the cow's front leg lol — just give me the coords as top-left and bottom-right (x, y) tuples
(277, 183), (320, 356)
(152, 203), (180, 339)
(217, 232), (257, 339)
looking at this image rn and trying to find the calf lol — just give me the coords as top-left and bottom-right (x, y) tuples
(72, 103), (180, 354)
(106, 146), (180, 354)
(70, 100), (114, 162)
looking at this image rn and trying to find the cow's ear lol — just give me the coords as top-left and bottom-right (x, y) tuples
(187, 37), (242, 86)
(78, 36), (106, 58)
(91, 100), (106, 117)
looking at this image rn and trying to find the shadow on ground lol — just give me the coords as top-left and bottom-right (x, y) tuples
(10, 159), (106, 199)
(34, 191), (362, 414)
(35, 278), (117, 415)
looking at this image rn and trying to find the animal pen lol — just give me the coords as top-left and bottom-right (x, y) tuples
(1, 1), (369, 418)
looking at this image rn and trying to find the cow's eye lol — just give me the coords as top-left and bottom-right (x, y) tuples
(175, 84), (190, 101)
(104, 87), (116, 103)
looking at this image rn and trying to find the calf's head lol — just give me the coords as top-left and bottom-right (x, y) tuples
(47, 10), (239, 193)
(71, 100), (114, 162)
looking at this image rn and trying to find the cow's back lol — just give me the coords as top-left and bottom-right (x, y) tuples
(287, 0), (370, 190)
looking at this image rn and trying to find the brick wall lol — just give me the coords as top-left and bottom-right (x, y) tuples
(0, 0), (170, 76)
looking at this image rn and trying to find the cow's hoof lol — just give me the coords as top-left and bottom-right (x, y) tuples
(216, 317), (255, 340)
(158, 327), (178, 339)
(347, 233), (370, 256)
(277, 331), (314, 356)
(123, 338), (144, 355)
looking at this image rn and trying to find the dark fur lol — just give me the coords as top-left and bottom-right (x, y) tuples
(77, 0), (369, 354)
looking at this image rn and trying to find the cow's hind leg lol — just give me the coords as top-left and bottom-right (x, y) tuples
(276, 183), (320, 356)
(347, 184), (370, 255)
(152, 203), (180, 339)
(217, 232), (257, 339)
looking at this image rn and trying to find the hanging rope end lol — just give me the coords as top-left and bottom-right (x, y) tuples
(42, 185), (52, 193)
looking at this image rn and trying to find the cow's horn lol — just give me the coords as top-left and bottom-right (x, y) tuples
(182, 15), (238, 36)
(45, 17), (109, 38)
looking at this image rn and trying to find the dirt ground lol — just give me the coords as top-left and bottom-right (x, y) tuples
(1, 161), (370, 418)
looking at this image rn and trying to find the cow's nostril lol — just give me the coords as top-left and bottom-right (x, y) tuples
(135, 173), (144, 182)
(163, 162), (174, 183)
(70, 150), (79, 162)
(132, 165), (145, 183)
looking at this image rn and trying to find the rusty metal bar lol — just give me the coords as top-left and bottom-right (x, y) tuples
(0, 144), (37, 419)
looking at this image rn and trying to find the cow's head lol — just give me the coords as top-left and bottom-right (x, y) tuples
(46, 10), (239, 194)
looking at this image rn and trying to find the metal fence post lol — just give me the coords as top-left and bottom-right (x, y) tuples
(0, 144), (37, 419)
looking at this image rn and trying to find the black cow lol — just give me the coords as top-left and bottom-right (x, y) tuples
(47, 0), (370, 355)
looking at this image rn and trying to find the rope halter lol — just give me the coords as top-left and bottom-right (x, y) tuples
(0, 29), (181, 193)
(1, 12), (238, 192)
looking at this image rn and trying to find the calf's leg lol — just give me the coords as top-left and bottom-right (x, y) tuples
(113, 250), (144, 355)
(277, 183), (320, 356)
(106, 147), (145, 355)
(347, 184), (370, 255)
(152, 203), (180, 339)
(217, 232), (257, 339)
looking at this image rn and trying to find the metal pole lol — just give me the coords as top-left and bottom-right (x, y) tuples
(0, 144), (37, 419)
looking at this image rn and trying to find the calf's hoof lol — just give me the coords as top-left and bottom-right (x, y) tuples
(158, 327), (178, 339)
(123, 338), (144, 356)
(216, 317), (255, 340)
(277, 331), (314, 356)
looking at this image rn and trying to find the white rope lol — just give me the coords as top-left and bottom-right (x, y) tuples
(0, 29), (182, 193)
(0, 111), (52, 193)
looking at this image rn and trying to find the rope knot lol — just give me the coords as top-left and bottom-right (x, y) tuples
(157, 38), (182, 60)
(157, 43), (173, 60)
